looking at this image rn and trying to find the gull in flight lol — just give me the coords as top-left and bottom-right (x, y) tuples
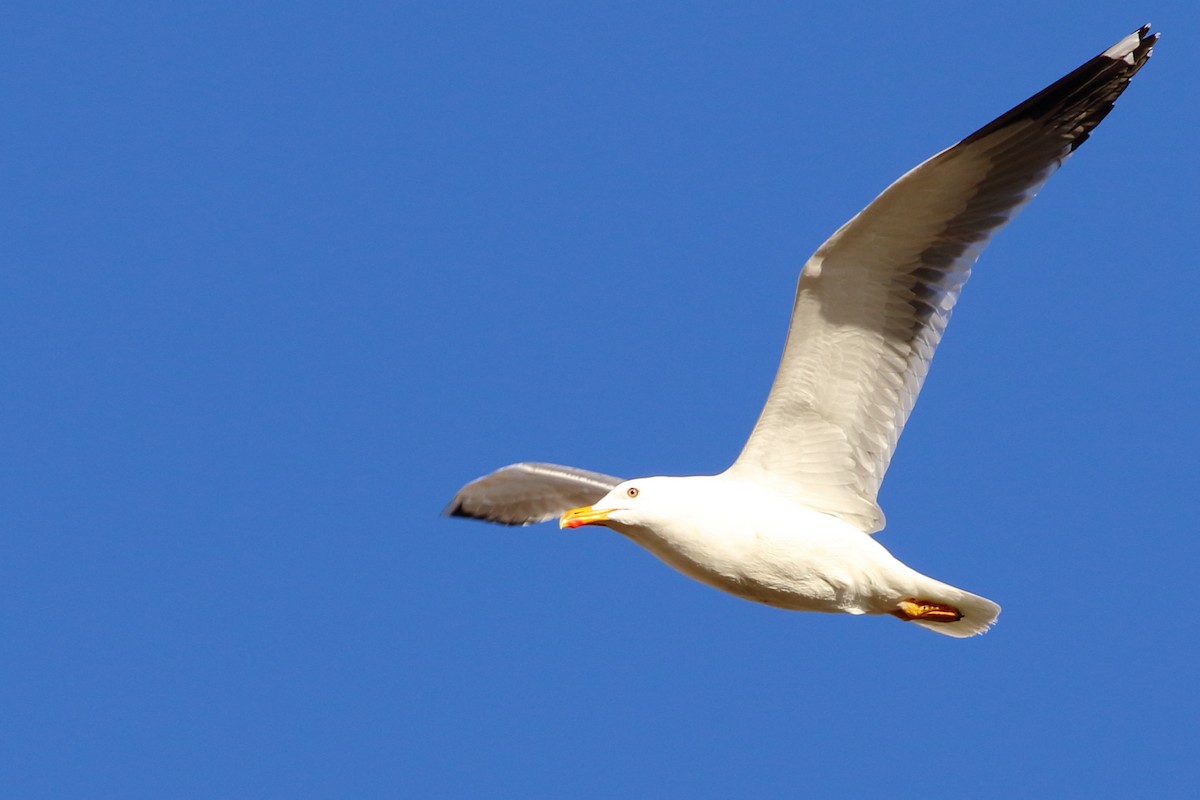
(445, 27), (1157, 637)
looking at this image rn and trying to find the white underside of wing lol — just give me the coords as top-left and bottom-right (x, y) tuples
(733, 128), (1044, 531)
(729, 27), (1155, 532)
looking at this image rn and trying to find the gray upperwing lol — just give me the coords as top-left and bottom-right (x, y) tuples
(444, 462), (625, 526)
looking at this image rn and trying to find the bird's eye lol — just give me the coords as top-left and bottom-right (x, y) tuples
(626, 487), (639, 498)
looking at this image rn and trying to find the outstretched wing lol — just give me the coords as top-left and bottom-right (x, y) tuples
(444, 462), (625, 526)
(730, 26), (1157, 533)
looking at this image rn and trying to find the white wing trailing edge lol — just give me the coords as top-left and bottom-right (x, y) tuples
(729, 26), (1157, 533)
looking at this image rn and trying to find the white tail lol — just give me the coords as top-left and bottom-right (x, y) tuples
(908, 585), (1001, 638)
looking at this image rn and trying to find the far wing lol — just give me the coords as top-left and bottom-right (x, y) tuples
(444, 462), (624, 526)
(730, 27), (1156, 532)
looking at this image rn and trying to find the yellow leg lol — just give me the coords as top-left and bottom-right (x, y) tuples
(890, 598), (963, 623)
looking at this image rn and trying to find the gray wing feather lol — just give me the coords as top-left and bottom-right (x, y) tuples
(444, 462), (625, 526)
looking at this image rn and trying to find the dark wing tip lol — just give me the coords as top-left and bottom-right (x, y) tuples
(961, 26), (1157, 152)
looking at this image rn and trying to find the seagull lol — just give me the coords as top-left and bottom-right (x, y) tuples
(444, 27), (1157, 637)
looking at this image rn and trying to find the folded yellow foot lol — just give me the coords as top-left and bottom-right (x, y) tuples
(890, 598), (963, 623)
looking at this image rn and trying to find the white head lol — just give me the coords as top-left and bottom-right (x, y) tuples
(558, 475), (716, 537)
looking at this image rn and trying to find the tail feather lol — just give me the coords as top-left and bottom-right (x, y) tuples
(909, 585), (1001, 638)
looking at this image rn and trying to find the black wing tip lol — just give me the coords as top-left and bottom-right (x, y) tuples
(960, 26), (1157, 151)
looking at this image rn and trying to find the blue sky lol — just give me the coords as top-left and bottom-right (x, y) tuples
(3, 2), (1198, 797)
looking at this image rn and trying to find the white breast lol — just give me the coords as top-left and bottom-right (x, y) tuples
(612, 474), (914, 614)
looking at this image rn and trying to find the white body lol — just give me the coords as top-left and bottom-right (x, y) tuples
(597, 474), (1000, 638)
